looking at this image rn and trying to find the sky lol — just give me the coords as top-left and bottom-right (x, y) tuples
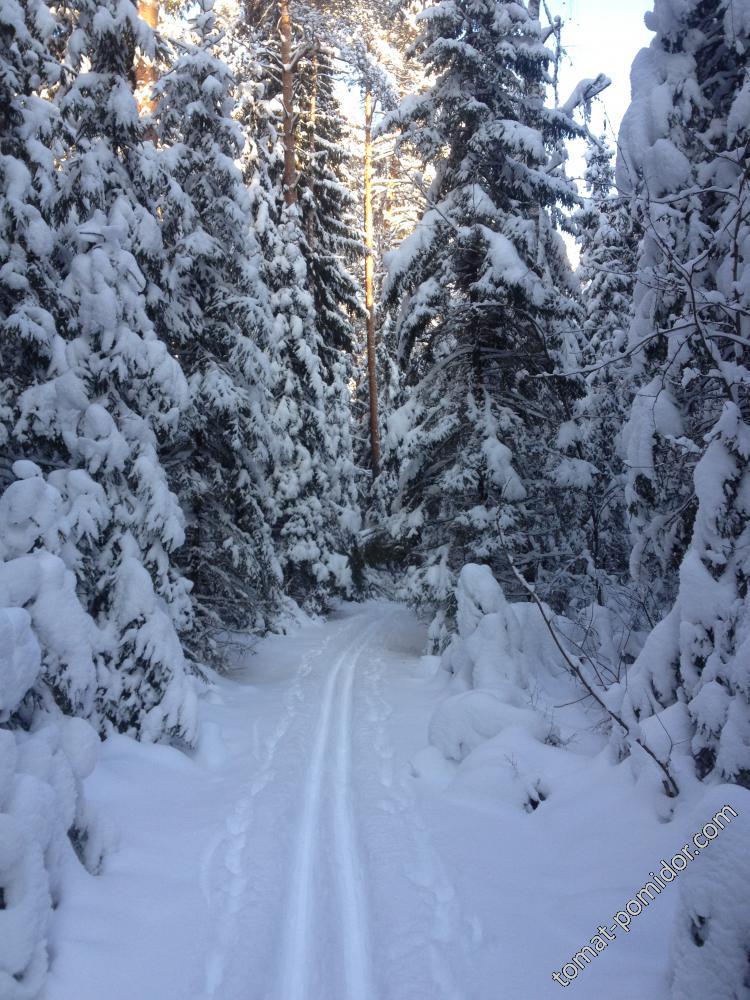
(555, 0), (655, 182)
(338, 0), (657, 246)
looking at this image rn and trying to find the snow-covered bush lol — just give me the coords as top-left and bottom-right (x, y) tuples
(441, 563), (525, 692)
(440, 563), (595, 697)
(428, 564), (678, 809)
(435, 567), (750, 992)
(425, 565), (575, 810)
(0, 603), (104, 1000)
(0, 463), (106, 719)
(428, 690), (547, 763)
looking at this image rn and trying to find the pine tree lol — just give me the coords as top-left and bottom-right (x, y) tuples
(376, 0), (586, 645)
(153, 1), (282, 658)
(14, 0), (198, 742)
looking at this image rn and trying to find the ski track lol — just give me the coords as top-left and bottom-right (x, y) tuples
(199, 607), (476, 1000)
(332, 624), (378, 1000)
(280, 621), (378, 1000)
(202, 626), (337, 1000)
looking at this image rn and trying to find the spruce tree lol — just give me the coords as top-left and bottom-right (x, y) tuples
(0, 0), (112, 724)
(377, 0), (586, 644)
(15, 0), (199, 742)
(219, 9), (354, 610)
(264, 209), (354, 608)
(0, 0), (63, 471)
(612, 0), (750, 792)
(153, 1), (282, 658)
(296, 43), (364, 569)
(297, 43), (363, 374)
(618, 0), (749, 614)
(564, 140), (636, 606)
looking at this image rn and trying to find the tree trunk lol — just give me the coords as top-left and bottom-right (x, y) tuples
(136, 0), (159, 115)
(305, 52), (318, 247)
(308, 53), (318, 144)
(364, 88), (380, 476)
(279, 0), (297, 206)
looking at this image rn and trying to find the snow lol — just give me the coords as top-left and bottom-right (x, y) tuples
(2, 0), (744, 994)
(0, 474), (64, 559)
(0, 552), (100, 715)
(474, 224), (535, 293)
(0, 607), (41, 715)
(40, 600), (737, 1000)
(669, 789), (750, 1000)
(727, 76), (750, 141)
(553, 456), (597, 489)
(0, 711), (103, 1000)
(428, 689), (547, 762)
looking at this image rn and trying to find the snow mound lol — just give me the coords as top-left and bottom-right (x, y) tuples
(0, 608), (41, 715)
(423, 564), (579, 817)
(447, 732), (551, 813)
(0, 710), (107, 1000)
(443, 564), (523, 689)
(428, 690), (546, 763)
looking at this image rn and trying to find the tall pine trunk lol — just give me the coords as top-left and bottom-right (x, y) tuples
(305, 51), (318, 246)
(364, 88), (380, 474)
(136, 0), (158, 113)
(279, 0), (297, 205)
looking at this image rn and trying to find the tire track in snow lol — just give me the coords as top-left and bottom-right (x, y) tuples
(280, 621), (378, 1000)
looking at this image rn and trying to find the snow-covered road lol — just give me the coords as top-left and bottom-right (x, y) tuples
(46, 601), (691, 1000)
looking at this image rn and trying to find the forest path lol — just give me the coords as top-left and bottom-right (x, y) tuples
(197, 601), (477, 1000)
(46, 600), (684, 1000)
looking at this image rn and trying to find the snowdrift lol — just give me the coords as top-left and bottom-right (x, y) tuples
(423, 563), (750, 999)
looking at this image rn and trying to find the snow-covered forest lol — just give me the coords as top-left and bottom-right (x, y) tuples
(1, 0), (748, 996)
